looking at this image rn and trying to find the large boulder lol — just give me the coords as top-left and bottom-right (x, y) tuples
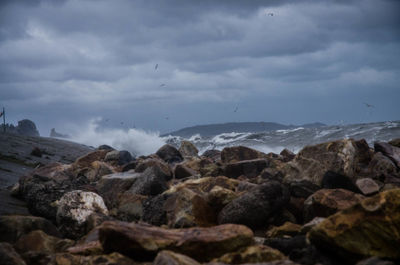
(221, 146), (266, 164)
(156, 144), (183, 164)
(308, 188), (400, 260)
(0, 242), (26, 265)
(104, 150), (133, 166)
(303, 189), (365, 222)
(135, 158), (172, 180)
(16, 119), (39, 136)
(224, 159), (268, 179)
(367, 152), (400, 185)
(179, 141), (199, 158)
(218, 181), (290, 229)
(154, 251), (201, 265)
(56, 190), (108, 239)
(283, 139), (372, 186)
(212, 245), (286, 264)
(99, 221), (254, 262)
(0, 215), (60, 243)
(374, 142), (400, 168)
(127, 166), (169, 196)
(14, 230), (74, 254)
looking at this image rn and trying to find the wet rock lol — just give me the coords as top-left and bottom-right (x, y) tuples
(321, 171), (360, 192)
(56, 190), (108, 239)
(356, 178), (380, 196)
(264, 236), (307, 257)
(206, 186), (239, 213)
(300, 217), (326, 234)
(115, 193), (146, 222)
(221, 146), (265, 164)
(266, 222), (302, 238)
(303, 189), (364, 222)
(154, 250), (201, 265)
(142, 193), (169, 226)
(289, 179), (320, 198)
(156, 144), (183, 164)
(97, 144), (114, 151)
(104, 150), (133, 165)
(99, 221), (254, 262)
(179, 141), (199, 158)
(280, 149), (296, 162)
(201, 149), (221, 162)
(224, 159), (268, 179)
(0, 215), (60, 243)
(135, 158), (172, 180)
(212, 245), (286, 264)
(308, 188), (400, 260)
(0, 242), (26, 265)
(368, 152), (400, 184)
(174, 164), (199, 179)
(67, 227), (103, 256)
(181, 157), (222, 177)
(128, 166), (169, 196)
(283, 139), (372, 186)
(218, 181), (290, 229)
(14, 230), (74, 254)
(374, 142), (400, 168)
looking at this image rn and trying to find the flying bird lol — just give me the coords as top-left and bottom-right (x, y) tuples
(364, 102), (374, 108)
(160, 84), (166, 87)
(155, 64), (158, 70)
(234, 106), (239, 113)
(267, 12), (274, 16)
(165, 117), (169, 120)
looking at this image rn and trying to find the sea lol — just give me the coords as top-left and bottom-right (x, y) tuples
(72, 120), (400, 156)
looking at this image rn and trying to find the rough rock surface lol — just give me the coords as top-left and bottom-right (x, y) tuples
(221, 146), (266, 164)
(154, 250), (201, 265)
(224, 159), (268, 178)
(14, 230), (74, 254)
(99, 221), (254, 262)
(156, 144), (183, 164)
(56, 190), (108, 239)
(308, 188), (400, 260)
(0, 242), (27, 265)
(355, 178), (380, 196)
(179, 141), (199, 158)
(212, 245), (286, 264)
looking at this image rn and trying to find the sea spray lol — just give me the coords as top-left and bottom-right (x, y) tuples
(70, 119), (166, 156)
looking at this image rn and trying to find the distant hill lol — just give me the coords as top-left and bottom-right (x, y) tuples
(163, 122), (326, 138)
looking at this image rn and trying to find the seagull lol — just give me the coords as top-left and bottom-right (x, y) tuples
(364, 102), (374, 108)
(105, 118), (109, 122)
(267, 13), (274, 16)
(234, 106), (238, 113)
(155, 64), (158, 70)
(160, 84), (166, 87)
(120, 122), (124, 125)
(165, 117), (169, 120)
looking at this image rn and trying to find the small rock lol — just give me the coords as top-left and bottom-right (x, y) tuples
(280, 148), (296, 162)
(154, 250), (201, 265)
(0, 242), (27, 265)
(356, 178), (380, 196)
(56, 190), (108, 239)
(30, 147), (43, 157)
(156, 144), (183, 164)
(221, 146), (265, 164)
(266, 222), (302, 238)
(14, 230), (74, 254)
(212, 245), (286, 264)
(224, 159), (268, 178)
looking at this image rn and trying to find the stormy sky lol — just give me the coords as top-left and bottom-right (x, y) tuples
(1, 0), (399, 136)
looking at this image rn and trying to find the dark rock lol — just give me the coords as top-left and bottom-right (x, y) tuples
(179, 141), (199, 158)
(224, 159), (268, 178)
(280, 148), (296, 162)
(368, 152), (399, 184)
(121, 161), (137, 172)
(289, 179), (320, 198)
(264, 235), (307, 256)
(266, 222), (302, 238)
(0, 215), (60, 243)
(128, 166), (168, 196)
(389, 138), (400, 148)
(213, 245), (286, 264)
(99, 221), (254, 262)
(156, 144), (183, 164)
(97, 144), (114, 151)
(218, 181), (290, 229)
(49, 128), (69, 138)
(355, 178), (380, 196)
(201, 149), (221, 162)
(17, 119), (39, 137)
(0, 242), (27, 265)
(142, 193), (170, 226)
(174, 164), (199, 179)
(259, 167), (285, 183)
(14, 230), (74, 254)
(180, 157), (222, 177)
(321, 170), (360, 192)
(221, 145), (265, 164)
(374, 142), (400, 168)
(356, 257), (396, 265)
(154, 250), (201, 265)
(115, 193), (147, 222)
(303, 188), (364, 222)
(135, 158), (172, 180)
(104, 150), (133, 165)
(30, 147), (42, 157)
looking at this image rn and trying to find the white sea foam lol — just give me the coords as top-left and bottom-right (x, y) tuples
(276, 127), (304, 134)
(70, 118), (165, 156)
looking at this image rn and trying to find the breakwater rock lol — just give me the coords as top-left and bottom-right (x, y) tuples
(2, 137), (400, 264)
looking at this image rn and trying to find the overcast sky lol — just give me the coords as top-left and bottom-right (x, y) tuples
(1, 0), (399, 136)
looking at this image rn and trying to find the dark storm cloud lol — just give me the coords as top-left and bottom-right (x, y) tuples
(0, 0), (399, 134)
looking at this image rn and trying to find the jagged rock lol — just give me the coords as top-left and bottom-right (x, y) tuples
(224, 159), (268, 178)
(355, 178), (380, 196)
(135, 158), (172, 180)
(179, 141), (199, 158)
(356, 256), (396, 265)
(368, 152), (400, 184)
(104, 150), (133, 165)
(154, 250), (201, 265)
(212, 245), (286, 264)
(17, 119), (39, 136)
(73, 150), (109, 170)
(49, 128), (69, 138)
(283, 139), (372, 186)
(97, 144), (114, 151)
(218, 181), (290, 229)
(174, 164), (199, 179)
(56, 190), (108, 239)
(266, 222), (302, 238)
(308, 188), (400, 260)
(0, 242), (26, 265)
(300, 217), (326, 234)
(23, 252), (135, 265)
(181, 157), (222, 177)
(14, 230), (74, 254)
(30, 147), (43, 157)
(374, 142), (400, 168)
(289, 179), (320, 198)
(67, 227), (103, 256)
(221, 146), (265, 164)
(0, 215), (60, 243)
(280, 148), (296, 162)
(156, 144), (183, 164)
(99, 221), (254, 262)
(142, 193), (169, 226)
(201, 149), (221, 162)
(389, 138), (400, 148)
(115, 193), (147, 222)
(128, 166), (169, 196)
(303, 189), (364, 222)
(321, 170), (360, 192)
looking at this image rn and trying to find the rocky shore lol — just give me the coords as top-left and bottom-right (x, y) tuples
(1, 137), (400, 265)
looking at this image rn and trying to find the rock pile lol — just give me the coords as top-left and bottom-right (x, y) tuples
(2, 138), (400, 264)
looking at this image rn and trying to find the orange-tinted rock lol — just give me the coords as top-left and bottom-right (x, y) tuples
(154, 250), (201, 265)
(212, 245), (286, 264)
(14, 230), (74, 254)
(221, 146), (266, 164)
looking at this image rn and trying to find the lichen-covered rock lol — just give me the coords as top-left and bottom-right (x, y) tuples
(99, 221), (254, 262)
(308, 188), (400, 260)
(0, 242), (26, 265)
(212, 245), (286, 264)
(174, 164), (199, 179)
(368, 152), (400, 184)
(156, 144), (183, 164)
(180, 157), (222, 177)
(0, 215), (60, 243)
(179, 141), (199, 158)
(224, 159), (268, 179)
(355, 178), (380, 196)
(14, 230), (74, 254)
(283, 139), (372, 186)
(56, 190), (108, 239)
(266, 222), (302, 238)
(218, 181), (290, 229)
(154, 251), (201, 265)
(289, 179), (320, 198)
(303, 189), (364, 222)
